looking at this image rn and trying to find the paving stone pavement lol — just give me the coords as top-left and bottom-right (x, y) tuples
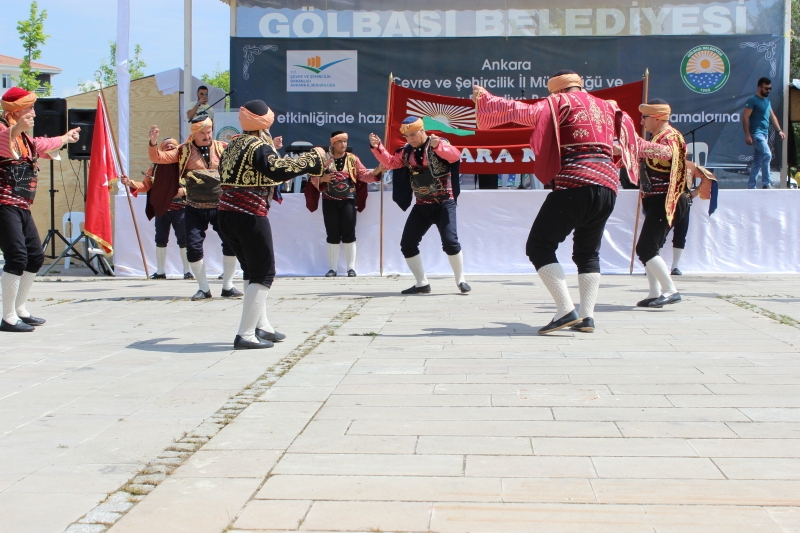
(1, 274), (800, 532)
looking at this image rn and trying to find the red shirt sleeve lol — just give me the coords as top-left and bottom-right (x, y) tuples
(432, 139), (461, 163)
(476, 89), (546, 130)
(370, 142), (406, 170)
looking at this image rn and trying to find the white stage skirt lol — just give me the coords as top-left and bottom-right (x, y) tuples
(114, 190), (799, 277)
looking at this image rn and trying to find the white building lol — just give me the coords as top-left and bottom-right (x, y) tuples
(0, 54), (62, 97)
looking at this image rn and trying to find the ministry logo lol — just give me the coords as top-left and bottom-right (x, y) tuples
(287, 50), (357, 92)
(681, 45), (730, 94)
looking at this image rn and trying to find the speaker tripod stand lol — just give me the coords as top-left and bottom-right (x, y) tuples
(39, 157), (113, 277)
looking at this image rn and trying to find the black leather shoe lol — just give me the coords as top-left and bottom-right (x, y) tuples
(20, 316), (45, 326)
(401, 284), (431, 294)
(458, 282), (471, 293)
(538, 310), (580, 335)
(217, 274), (224, 280)
(233, 335), (273, 350)
(0, 319), (34, 332)
(183, 272), (195, 280)
(221, 287), (243, 298)
(256, 329), (286, 342)
(150, 273), (167, 280)
(671, 268), (682, 276)
(191, 290), (212, 301)
(325, 269), (337, 277)
(570, 317), (595, 333)
(636, 297), (658, 307)
(762, 184), (771, 189)
(347, 269), (357, 277)
(649, 292), (682, 307)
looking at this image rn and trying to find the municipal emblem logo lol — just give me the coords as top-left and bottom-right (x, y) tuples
(681, 45), (730, 94)
(406, 99), (476, 136)
(216, 126), (239, 143)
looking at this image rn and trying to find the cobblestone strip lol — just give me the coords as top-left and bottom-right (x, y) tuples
(63, 297), (370, 533)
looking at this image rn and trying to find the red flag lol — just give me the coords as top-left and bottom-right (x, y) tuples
(386, 80), (644, 174)
(84, 95), (118, 254)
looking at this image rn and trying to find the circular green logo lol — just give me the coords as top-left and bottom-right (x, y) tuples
(216, 126), (239, 143)
(681, 45), (730, 94)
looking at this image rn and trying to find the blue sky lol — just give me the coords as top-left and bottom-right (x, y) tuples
(0, 0), (231, 97)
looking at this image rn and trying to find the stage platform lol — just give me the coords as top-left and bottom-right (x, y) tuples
(114, 189), (800, 277)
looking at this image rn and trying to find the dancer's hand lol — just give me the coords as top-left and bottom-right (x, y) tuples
(62, 127), (80, 144)
(368, 133), (381, 148)
(273, 136), (283, 150)
(472, 85), (485, 104)
(429, 134), (440, 149)
(149, 125), (160, 145)
(372, 164), (386, 176)
(176, 188), (185, 197)
(119, 176), (130, 186)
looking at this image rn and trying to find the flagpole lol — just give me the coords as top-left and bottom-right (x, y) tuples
(630, 68), (649, 275)
(380, 73), (393, 277)
(96, 76), (150, 279)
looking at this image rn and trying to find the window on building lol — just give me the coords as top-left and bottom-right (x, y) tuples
(1, 74), (12, 89)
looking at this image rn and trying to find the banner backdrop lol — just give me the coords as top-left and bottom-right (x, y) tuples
(231, 34), (784, 173)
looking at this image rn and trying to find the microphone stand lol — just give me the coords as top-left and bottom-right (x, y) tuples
(682, 119), (715, 177)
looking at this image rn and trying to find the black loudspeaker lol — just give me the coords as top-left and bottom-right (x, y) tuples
(67, 108), (96, 160)
(33, 98), (67, 139)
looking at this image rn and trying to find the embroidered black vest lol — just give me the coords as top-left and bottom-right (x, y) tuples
(0, 131), (39, 201)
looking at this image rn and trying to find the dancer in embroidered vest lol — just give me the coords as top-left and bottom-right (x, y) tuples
(0, 88), (80, 332)
(369, 117), (470, 294)
(305, 131), (382, 277)
(217, 100), (326, 350)
(474, 71), (628, 334)
(148, 116), (241, 300)
(121, 138), (193, 280)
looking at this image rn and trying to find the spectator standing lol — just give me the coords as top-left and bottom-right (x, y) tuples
(743, 77), (785, 189)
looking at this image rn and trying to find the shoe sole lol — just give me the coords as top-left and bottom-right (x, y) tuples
(571, 326), (595, 333)
(538, 318), (582, 335)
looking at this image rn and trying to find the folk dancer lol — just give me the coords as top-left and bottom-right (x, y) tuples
(473, 71), (638, 334)
(148, 116), (242, 300)
(218, 100), (327, 349)
(0, 88), (80, 332)
(305, 130), (382, 277)
(121, 138), (193, 279)
(368, 117), (471, 294)
(636, 102), (718, 303)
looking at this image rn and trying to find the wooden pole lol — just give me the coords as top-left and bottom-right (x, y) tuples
(379, 73), (394, 276)
(97, 78), (150, 278)
(629, 68), (649, 275)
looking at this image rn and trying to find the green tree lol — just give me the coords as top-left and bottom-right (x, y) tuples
(200, 65), (230, 110)
(792, 0), (800, 79)
(15, 1), (51, 95)
(79, 41), (146, 92)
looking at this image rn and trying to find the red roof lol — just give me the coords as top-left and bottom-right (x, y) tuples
(0, 54), (61, 72)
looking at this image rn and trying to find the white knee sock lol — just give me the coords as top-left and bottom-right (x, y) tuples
(222, 255), (237, 291)
(447, 251), (466, 285)
(238, 283), (268, 343)
(672, 247), (684, 270)
(15, 271), (36, 319)
(577, 273), (600, 319)
(155, 247), (167, 275)
(327, 243), (340, 272)
(646, 256), (677, 296)
(179, 247), (191, 274)
(1, 272), (21, 324)
(536, 263), (575, 320)
(405, 254), (428, 287)
(343, 242), (356, 271)
(254, 284), (275, 333)
(190, 259), (209, 292)
(645, 264), (662, 299)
